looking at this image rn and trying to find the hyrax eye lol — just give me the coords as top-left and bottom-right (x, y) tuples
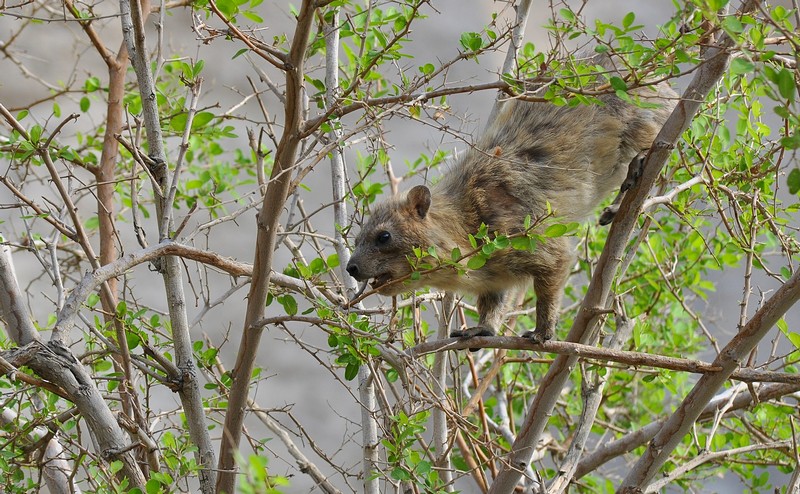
(376, 231), (391, 245)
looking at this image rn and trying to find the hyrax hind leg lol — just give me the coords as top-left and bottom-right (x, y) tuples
(522, 240), (574, 344)
(599, 151), (648, 226)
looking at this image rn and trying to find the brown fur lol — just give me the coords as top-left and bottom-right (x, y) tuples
(347, 55), (677, 343)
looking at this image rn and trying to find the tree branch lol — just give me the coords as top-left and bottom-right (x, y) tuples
(409, 335), (800, 385)
(216, 2), (319, 492)
(119, 1), (216, 490)
(620, 270), (800, 490)
(488, 1), (760, 491)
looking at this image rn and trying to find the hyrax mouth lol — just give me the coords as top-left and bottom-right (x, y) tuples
(370, 273), (393, 290)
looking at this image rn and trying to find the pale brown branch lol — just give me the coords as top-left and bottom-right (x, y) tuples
(206, 0), (286, 69)
(216, 1), (320, 491)
(575, 382), (800, 478)
(409, 336), (800, 385)
(620, 269), (800, 490)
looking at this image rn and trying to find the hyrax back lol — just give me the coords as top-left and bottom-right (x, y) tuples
(347, 59), (676, 344)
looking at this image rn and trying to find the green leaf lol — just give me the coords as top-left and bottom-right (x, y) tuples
(192, 111), (215, 129)
(419, 63), (434, 75)
(788, 168), (800, 195)
(730, 57), (754, 75)
(722, 16), (743, 34)
(776, 68), (796, 100)
(84, 76), (101, 92)
(511, 236), (533, 251)
(278, 295), (297, 316)
(242, 10), (263, 23)
(170, 113), (187, 131)
(309, 257), (326, 274)
(609, 76), (627, 91)
(781, 134), (800, 150)
(459, 32), (482, 52)
(778, 318), (800, 349)
(84, 215), (99, 230)
(466, 255), (486, 270)
(192, 60), (205, 77)
(344, 362), (359, 381)
(29, 124), (42, 143)
(544, 223), (568, 237)
(327, 253), (339, 268)
(146, 478), (163, 494)
(126, 332), (141, 351)
(451, 247), (461, 262)
(80, 96), (90, 112)
(622, 12), (635, 29)
(559, 8), (575, 22)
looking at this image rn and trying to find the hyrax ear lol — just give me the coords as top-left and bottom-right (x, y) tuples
(406, 185), (431, 220)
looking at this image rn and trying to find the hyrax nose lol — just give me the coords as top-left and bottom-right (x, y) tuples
(346, 262), (360, 279)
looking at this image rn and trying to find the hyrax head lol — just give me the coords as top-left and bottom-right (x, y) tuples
(346, 185), (432, 295)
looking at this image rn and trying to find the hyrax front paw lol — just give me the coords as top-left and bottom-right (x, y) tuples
(450, 325), (495, 352)
(450, 326), (496, 338)
(521, 327), (554, 345)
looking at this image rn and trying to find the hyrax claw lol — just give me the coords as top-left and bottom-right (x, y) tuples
(450, 326), (496, 352)
(521, 329), (553, 345)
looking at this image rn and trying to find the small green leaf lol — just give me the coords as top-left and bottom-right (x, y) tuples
(419, 63), (434, 75)
(730, 57), (754, 75)
(309, 257), (326, 274)
(84, 76), (101, 92)
(344, 362), (359, 381)
(779, 318), (800, 349)
(466, 255), (486, 270)
(193, 60), (205, 77)
(126, 332), (141, 351)
(622, 12), (635, 29)
(191, 111), (215, 129)
(494, 235), (509, 249)
(84, 215), (99, 230)
(788, 168), (800, 195)
(722, 16), (743, 34)
(278, 295), (297, 316)
(544, 223), (568, 237)
(327, 253), (339, 268)
(451, 247), (461, 262)
(609, 76), (627, 91)
(146, 478), (163, 494)
(29, 125), (42, 143)
(511, 236), (533, 251)
(781, 133), (800, 150)
(776, 68), (796, 100)
(459, 32), (483, 52)
(242, 10), (263, 23)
